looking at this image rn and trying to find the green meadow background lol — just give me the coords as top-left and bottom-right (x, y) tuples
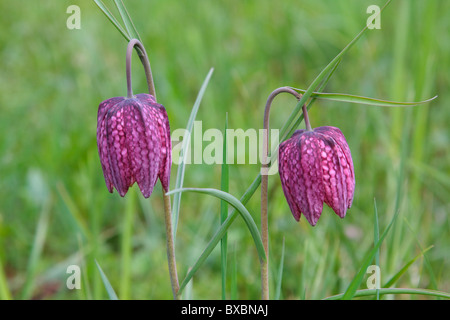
(0, 0), (449, 300)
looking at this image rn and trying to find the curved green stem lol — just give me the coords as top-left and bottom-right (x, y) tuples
(261, 87), (301, 300)
(125, 38), (156, 99)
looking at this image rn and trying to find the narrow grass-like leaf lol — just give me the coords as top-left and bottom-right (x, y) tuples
(20, 197), (52, 299)
(342, 207), (399, 300)
(120, 189), (136, 300)
(172, 68), (214, 239)
(230, 243), (238, 300)
(383, 245), (433, 288)
(113, 0), (141, 42)
(168, 188), (265, 262)
(291, 89), (437, 107)
(93, 0), (130, 41)
(274, 237), (286, 300)
(167, 187), (266, 295)
(279, 0), (392, 142)
(409, 160), (450, 190)
(324, 288), (450, 300)
(403, 218), (438, 289)
(220, 113), (229, 300)
(57, 182), (90, 240)
(77, 234), (92, 300)
(182, 267), (194, 300)
(95, 260), (119, 300)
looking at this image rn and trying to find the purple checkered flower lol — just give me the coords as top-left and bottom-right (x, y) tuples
(96, 93), (171, 198)
(278, 126), (355, 226)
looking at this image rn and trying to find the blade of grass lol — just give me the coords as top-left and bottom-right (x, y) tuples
(403, 218), (438, 289)
(77, 234), (92, 300)
(324, 288), (450, 300)
(57, 182), (90, 240)
(113, 0), (141, 42)
(119, 188), (136, 300)
(279, 0), (392, 142)
(168, 188), (265, 263)
(342, 203), (399, 300)
(183, 268), (194, 300)
(230, 243), (238, 300)
(220, 113), (229, 300)
(95, 260), (119, 300)
(383, 245), (434, 288)
(93, 0), (130, 41)
(274, 236), (285, 300)
(291, 89), (437, 107)
(172, 68), (214, 240)
(20, 196), (52, 299)
(166, 187), (266, 296)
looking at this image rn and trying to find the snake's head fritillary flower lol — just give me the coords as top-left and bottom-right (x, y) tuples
(96, 93), (171, 198)
(278, 126), (355, 226)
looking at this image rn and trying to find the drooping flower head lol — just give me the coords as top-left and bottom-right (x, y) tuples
(97, 93), (171, 198)
(278, 126), (355, 226)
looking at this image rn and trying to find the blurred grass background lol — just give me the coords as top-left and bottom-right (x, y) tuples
(0, 0), (449, 299)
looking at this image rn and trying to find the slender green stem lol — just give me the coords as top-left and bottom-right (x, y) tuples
(125, 38), (156, 99)
(163, 191), (180, 299)
(302, 105), (312, 131)
(261, 87), (301, 300)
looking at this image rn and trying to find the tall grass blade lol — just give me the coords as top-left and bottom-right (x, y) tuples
(279, 0), (392, 141)
(120, 189), (136, 300)
(113, 0), (141, 42)
(220, 113), (229, 300)
(20, 197), (52, 299)
(166, 187), (266, 294)
(383, 245), (433, 288)
(342, 207), (399, 300)
(172, 68), (214, 240)
(93, 0), (130, 41)
(274, 237), (286, 300)
(230, 243), (238, 300)
(95, 260), (119, 300)
(291, 89), (437, 107)
(57, 182), (90, 240)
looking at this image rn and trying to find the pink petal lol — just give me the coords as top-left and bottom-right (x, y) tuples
(279, 130), (325, 226)
(315, 126), (355, 209)
(97, 97), (125, 193)
(315, 131), (348, 218)
(136, 94), (172, 192)
(105, 100), (133, 197)
(123, 99), (161, 198)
